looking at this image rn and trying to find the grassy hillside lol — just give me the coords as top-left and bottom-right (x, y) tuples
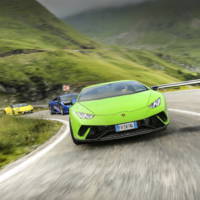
(2, 47), (199, 102)
(0, 0), (198, 104)
(0, 0), (95, 54)
(66, 0), (200, 69)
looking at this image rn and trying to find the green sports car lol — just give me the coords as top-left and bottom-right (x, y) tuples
(69, 80), (169, 144)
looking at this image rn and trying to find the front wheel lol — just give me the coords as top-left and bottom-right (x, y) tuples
(69, 120), (82, 145)
(60, 106), (65, 115)
(12, 109), (17, 115)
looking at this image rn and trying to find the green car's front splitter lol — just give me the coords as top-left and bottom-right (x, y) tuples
(69, 109), (169, 144)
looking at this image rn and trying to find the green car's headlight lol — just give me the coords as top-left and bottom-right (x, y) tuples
(150, 98), (161, 108)
(76, 112), (95, 119)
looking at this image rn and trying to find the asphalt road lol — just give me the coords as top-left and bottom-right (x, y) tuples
(0, 90), (200, 200)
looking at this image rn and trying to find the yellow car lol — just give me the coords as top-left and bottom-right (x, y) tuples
(4, 103), (34, 115)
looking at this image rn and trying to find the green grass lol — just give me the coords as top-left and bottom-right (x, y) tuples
(0, 115), (61, 168)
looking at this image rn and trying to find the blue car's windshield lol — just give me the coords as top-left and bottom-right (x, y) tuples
(78, 81), (148, 102)
(60, 94), (78, 102)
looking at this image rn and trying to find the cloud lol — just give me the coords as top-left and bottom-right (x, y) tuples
(37, 0), (148, 17)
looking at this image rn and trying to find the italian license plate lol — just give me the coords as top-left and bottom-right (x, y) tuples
(115, 121), (138, 132)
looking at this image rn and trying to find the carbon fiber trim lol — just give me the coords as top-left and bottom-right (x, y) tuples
(77, 126), (167, 143)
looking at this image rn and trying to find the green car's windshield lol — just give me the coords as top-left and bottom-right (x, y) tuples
(78, 81), (148, 102)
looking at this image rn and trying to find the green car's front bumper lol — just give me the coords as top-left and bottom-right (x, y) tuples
(70, 107), (169, 143)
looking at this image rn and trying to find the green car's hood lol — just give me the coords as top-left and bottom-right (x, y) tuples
(79, 90), (155, 115)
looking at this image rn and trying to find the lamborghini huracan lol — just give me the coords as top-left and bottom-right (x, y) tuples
(69, 80), (169, 144)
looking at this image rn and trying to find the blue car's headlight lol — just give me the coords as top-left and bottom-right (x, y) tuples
(76, 112), (95, 119)
(149, 98), (161, 108)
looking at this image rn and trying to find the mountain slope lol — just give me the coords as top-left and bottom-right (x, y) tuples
(0, 0), (198, 104)
(0, 0), (95, 54)
(66, 0), (200, 47)
(66, 0), (200, 67)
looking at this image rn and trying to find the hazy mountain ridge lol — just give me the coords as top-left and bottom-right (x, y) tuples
(66, 0), (200, 67)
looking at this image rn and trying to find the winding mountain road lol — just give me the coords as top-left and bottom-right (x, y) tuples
(0, 90), (200, 200)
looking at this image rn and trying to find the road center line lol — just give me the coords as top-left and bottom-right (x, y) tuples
(0, 119), (69, 184)
(0, 108), (199, 184)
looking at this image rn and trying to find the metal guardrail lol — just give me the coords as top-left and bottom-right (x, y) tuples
(152, 79), (200, 90)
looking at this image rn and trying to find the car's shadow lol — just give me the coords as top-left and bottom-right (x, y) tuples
(85, 124), (200, 148)
(85, 127), (171, 147)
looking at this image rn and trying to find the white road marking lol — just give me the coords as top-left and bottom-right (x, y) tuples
(169, 109), (200, 117)
(0, 108), (199, 184)
(0, 119), (69, 184)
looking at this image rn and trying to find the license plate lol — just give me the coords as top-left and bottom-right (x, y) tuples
(115, 121), (138, 132)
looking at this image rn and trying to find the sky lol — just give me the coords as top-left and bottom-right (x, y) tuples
(37, 0), (148, 18)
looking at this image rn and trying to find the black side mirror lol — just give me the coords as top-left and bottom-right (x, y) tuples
(151, 86), (159, 91)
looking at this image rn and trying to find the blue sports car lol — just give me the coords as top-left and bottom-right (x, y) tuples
(49, 93), (78, 115)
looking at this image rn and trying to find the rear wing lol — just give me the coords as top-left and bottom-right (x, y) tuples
(152, 79), (200, 90)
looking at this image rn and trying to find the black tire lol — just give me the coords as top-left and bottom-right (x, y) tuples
(49, 106), (54, 115)
(60, 106), (65, 115)
(12, 109), (16, 115)
(69, 120), (82, 145)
